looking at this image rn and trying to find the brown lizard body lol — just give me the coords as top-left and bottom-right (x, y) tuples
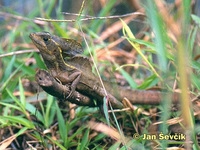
(29, 32), (179, 108)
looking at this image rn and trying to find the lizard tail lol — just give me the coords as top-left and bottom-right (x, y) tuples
(104, 82), (179, 105)
(118, 88), (179, 105)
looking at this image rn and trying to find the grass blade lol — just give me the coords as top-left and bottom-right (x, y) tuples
(56, 102), (67, 145)
(19, 78), (26, 107)
(103, 96), (110, 126)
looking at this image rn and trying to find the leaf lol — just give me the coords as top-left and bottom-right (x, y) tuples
(14, 59), (35, 75)
(103, 96), (110, 127)
(0, 127), (27, 150)
(191, 14), (200, 27)
(46, 136), (67, 150)
(2, 55), (16, 82)
(25, 103), (44, 124)
(6, 88), (25, 113)
(68, 127), (85, 142)
(0, 63), (23, 92)
(121, 19), (140, 50)
(56, 102), (67, 145)
(19, 78), (26, 107)
(137, 74), (158, 89)
(128, 38), (156, 50)
(145, 1), (168, 72)
(90, 133), (106, 144)
(116, 65), (137, 89)
(34, 53), (46, 69)
(108, 142), (121, 150)
(191, 74), (200, 90)
(0, 102), (21, 111)
(79, 128), (90, 150)
(121, 19), (161, 80)
(2, 116), (34, 128)
(45, 95), (54, 128)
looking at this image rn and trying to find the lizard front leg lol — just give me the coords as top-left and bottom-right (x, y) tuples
(53, 71), (82, 99)
(67, 72), (82, 99)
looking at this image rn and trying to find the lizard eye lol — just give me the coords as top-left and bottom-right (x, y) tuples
(43, 37), (49, 42)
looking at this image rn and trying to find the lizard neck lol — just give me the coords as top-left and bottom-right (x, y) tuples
(40, 52), (60, 73)
(53, 46), (76, 71)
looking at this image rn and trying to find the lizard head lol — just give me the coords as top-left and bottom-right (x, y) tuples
(30, 32), (69, 70)
(29, 32), (59, 55)
(30, 32), (84, 58)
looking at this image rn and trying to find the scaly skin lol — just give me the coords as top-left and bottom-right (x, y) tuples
(30, 32), (179, 107)
(29, 32), (123, 107)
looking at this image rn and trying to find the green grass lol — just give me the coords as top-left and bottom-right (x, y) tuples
(0, 0), (200, 149)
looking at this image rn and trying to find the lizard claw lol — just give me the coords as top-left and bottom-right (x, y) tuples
(66, 91), (73, 99)
(65, 86), (76, 99)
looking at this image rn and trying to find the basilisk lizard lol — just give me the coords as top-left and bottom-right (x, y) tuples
(30, 32), (179, 108)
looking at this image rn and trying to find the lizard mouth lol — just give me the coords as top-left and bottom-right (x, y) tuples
(29, 33), (37, 41)
(29, 33), (47, 50)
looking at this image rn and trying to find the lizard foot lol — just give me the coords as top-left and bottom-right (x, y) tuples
(65, 86), (76, 99)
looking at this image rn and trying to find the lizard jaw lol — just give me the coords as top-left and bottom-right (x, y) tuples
(29, 32), (48, 53)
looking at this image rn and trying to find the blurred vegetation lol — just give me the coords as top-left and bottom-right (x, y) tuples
(0, 0), (200, 149)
